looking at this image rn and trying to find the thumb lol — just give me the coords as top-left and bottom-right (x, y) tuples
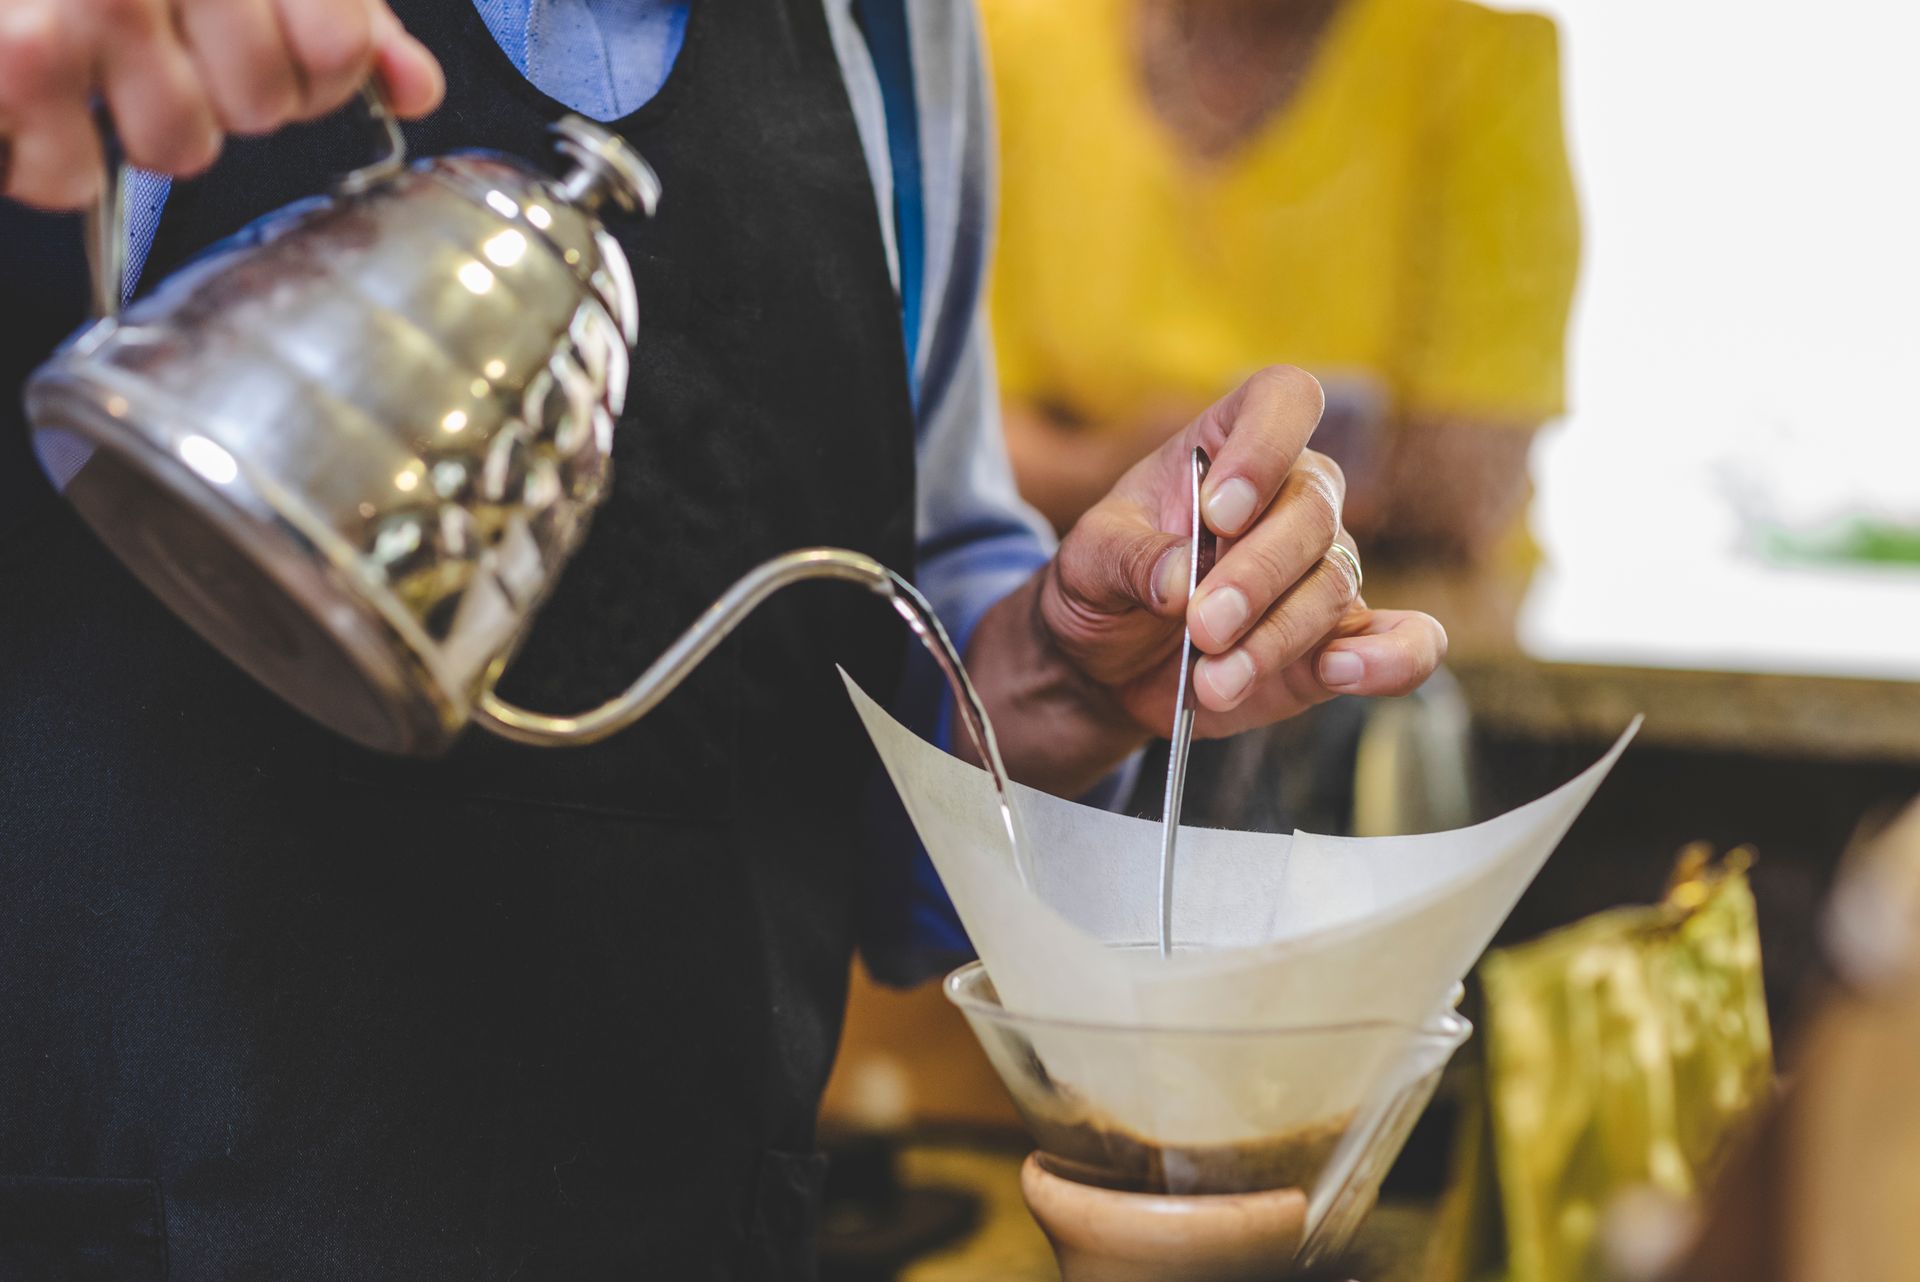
(1056, 499), (1191, 622)
(368, 2), (446, 119)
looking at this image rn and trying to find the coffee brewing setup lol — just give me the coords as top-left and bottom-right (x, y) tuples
(22, 97), (1632, 1279)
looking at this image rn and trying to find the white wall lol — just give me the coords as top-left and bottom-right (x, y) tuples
(1509, 0), (1920, 675)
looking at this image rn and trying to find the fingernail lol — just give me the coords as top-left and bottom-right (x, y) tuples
(1197, 586), (1249, 643)
(1204, 477), (1260, 535)
(1319, 649), (1365, 689)
(1198, 650), (1256, 705)
(1153, 545), (1190, 607)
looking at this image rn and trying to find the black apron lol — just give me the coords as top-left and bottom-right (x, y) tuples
(0, 0), (917, 1276)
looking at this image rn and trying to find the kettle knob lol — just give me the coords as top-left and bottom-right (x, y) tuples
(551, 117), (662, 217)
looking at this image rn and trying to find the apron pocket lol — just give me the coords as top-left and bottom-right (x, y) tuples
(0, 1176), (166, 1282)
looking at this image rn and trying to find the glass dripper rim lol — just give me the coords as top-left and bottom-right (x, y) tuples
(944, 960), (1470, 1044)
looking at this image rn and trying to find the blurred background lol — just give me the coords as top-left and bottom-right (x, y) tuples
(818, 1), (1920, 1277)
(1523, 0), (1920, 681)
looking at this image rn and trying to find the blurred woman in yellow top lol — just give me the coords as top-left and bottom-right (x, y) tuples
(984, 0), (1580, 561)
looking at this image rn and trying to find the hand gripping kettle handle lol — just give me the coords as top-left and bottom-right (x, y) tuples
(81, 83), (407, 323)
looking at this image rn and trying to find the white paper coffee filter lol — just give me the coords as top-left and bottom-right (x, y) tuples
(845, 671), (1637, 1149)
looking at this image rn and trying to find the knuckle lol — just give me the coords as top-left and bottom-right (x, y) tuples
(1256, 609), (1310, 666)
(120, 128), (171, 170)
(10, 158), (100, 211)
(295, 9), (375, 87)
(221, 77), (298, 133)
(1288, 472), (1341, 548)
(131, 120), (221, 175)
(1120, 536), (1165, 603)
(1313, 491), (1341, 546)
(1244, 532), (1304, 591)
(1051, 522), (1120, 616)
(0, 9), (63, 100)
(1317, 507), (1342, 555)
(1038, 560), (1108, 667)
(1324, 551), (1361, 600)
(92, 0), (160, 35)
(176, 126), (224, 175)
(1303, 447), (1346, 498)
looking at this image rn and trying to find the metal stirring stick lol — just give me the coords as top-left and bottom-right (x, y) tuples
(1158, 446), (1218, 957)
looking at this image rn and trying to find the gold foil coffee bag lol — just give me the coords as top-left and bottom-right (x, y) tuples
(1466, 847), (1774, 1282)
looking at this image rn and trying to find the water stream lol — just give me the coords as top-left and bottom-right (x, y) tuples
(877, 570), (1033, 890)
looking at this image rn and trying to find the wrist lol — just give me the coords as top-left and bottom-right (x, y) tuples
(961, 568), (1148, 797)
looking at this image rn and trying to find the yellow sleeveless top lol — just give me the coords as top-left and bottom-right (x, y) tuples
(984, 0), (1580, 431)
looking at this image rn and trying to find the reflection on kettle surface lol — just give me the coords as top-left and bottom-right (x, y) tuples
(26, 96), (671, 756)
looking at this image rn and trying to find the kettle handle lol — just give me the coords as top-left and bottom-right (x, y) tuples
(83, 157), (128, 322)
(338, 82), (408, 193)
(82, 83), (407, 322)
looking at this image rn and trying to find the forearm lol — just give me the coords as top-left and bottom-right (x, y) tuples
(1364, 416), (1539, 563)
(959, 569), (1147, 797)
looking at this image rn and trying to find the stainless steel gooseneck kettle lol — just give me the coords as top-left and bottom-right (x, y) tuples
(24, 89), (922, 757)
